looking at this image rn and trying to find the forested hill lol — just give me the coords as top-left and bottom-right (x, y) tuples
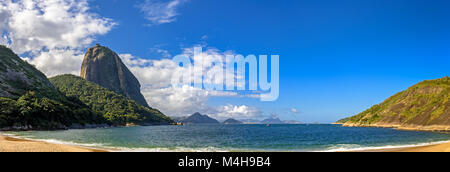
(50, 75), (173, 126)
(0, 45), (105, 130)
(340, 77), (450, 131)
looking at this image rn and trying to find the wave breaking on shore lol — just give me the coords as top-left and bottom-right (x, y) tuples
(3, 132), (450, 152)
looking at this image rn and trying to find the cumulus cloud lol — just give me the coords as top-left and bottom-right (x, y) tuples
(121, 46), (238, 89)
(142, 86), (211, 116)
(22, 48), (84, 76)
(141, 85), (240, 117)
(214, 105), (262, 120)
(119, 46), (260, 117)
(291, 108), (299, 113)
(0, 0), (262, 119)
(120, 53), (179, 89)
(0, 0), (115, 76)
(138, 0), (188, 25)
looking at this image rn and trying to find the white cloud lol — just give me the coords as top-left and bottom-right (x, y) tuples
(291, 108), (299, 113)
(141, 85), (241, 117)
(138, 0), (188, 25)
(120, 53), (179, 89)
(214, 105), (262, 120)
(0, 0), (264, 119)
(22, 48), (83, 76)
(0, 0), (115, 77)
(120, 46), (238, 89)
(152, 48), (172, 58)
(119, 46), (260, 117)
(142, 85), (211, 116)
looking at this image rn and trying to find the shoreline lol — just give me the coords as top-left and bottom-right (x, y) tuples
(0, 134), (108, 152)
(355, 141), (450, 152)
(340, 123), (450, 132)
(1, 131), (450, 152)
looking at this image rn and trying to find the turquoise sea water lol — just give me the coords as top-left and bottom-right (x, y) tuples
(5, 124), (450, 152)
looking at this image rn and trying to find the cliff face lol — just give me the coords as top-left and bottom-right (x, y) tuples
(340, 77), (450, 131)
(80, 45), (149, 107)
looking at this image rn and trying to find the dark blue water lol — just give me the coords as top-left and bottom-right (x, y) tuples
(6, 124), (450, 152)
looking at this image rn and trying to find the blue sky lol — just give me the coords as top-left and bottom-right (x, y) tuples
(89, 0), (450, 123)
(90, 0), (449, 123)
(2, 0), (449, 123)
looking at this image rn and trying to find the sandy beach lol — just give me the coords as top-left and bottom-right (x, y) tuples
(348, 142), (450, 152)
(1, 133), (449, 152)
(0, 135), (107, 152)
(377, 142), (450, 152)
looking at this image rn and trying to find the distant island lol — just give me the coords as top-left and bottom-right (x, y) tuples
(257, 118), (303, 125)
(172, 113), (220, 124)
(223, 118), (243, 124)
(260, 117), (284, 124)
(337, 77), (449, 131)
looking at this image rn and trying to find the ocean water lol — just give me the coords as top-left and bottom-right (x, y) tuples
(5, 124), (450, 152)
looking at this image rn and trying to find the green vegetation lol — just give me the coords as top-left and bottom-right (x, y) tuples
(0, 45), (65, 100)
(49, 75), (173, 126)
(335, 117), (351, 124)
(341, 77), (450, 126)
(0, 92), (106, 130)
(1, 46), (172, 130)
(1, 45), (106, 130)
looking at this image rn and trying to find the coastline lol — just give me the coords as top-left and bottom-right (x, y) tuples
(0, 134), (108, 152)
(340, 123), (450, 132)
(2, 128), (450, 152)
(2, 133), (449, 152)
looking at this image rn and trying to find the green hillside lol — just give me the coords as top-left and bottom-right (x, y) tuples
(0, 46), (105, 130)
(49, 75), (173, 126)
(340, 77), (450, 130)
(0, 45), (64, 100)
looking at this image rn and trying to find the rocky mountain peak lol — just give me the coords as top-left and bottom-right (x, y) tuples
(80, 45), (150, 107)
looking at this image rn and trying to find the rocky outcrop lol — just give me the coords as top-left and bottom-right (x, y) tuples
(80, 44), (150, 107)
(339, 77), (450, 131)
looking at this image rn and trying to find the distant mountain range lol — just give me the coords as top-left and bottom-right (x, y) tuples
(172, 113), (303, 125)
